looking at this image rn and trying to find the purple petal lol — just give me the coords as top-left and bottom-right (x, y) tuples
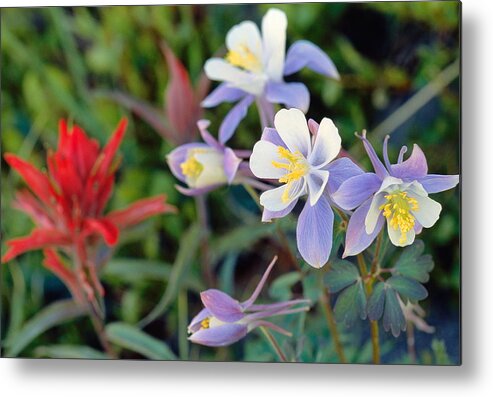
(200, 289), (244, 322)
(197, 120), (222, 150)
(167, 143), (209, 182)
(283, 40), (340, 79)
(332, 172), (381, 210)
(296, 196), (334, 268)
(223, 147), (242, 184)
(189, 323), (248, 347)
(308, 119), (319, 135)
(391, 144), (428, 180)
(357, 131), (389, 179)
(188, 308), (211, 333)
(175, 183), (222, 196)
(262, 199), (297, 222)
(265, 81), (310, 113)
(261, 127), (286, 148)
(242, 256), (278, 309)
(417, 174), (459, 194)
(201, 83), (246, 108)
(219, 95), (255, 144)
(343, 198), (384, 258)
(414, 220), (423, 235)
(326, 157), (365, 195)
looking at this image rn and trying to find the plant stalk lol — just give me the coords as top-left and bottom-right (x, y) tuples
(319, 287), (347, 363)
(259, 326), (288, 362)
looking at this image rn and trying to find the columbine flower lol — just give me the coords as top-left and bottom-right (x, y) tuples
(188, 256), (310, 347)
(249, 108), (364, 268)
(2, 119), (176, 301)
(202, 8), (339, 143)
(167, 120), (251, 196)
(332, 131), (459, 257)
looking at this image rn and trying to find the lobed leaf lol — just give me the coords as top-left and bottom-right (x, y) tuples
(324, 260), (360, 293)
(394, 240), (434, 283)
(334, 280), (367, 328)
(367, 281), (386, 321)
(387, 275), (428, 302)
(382, 288), (406, 337)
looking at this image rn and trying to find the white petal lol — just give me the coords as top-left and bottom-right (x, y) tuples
(261, 8), (287, 81)
(274, 108), (311, 157)
(412, 195), (442, 228)
(378, 176), (404, 194)
(387, 221), (416, 247)
(260, 179), (305, 212)
(365, 193), (386, 234)
(193, 150), (227, 188)
(307, 169), (329, 206)
(309, 117), (341, 168)
(249, 140), (286, 179)
(406, 180), (429, 197)
(226, 21), (262, 60)
(204, 58), (265, 95)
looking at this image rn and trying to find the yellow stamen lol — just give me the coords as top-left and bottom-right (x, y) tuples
(200, 318), (210, 330)
(226, 45), (262, 72)
(272, 146), (309, 203)
(181, 156), (203, 179)
(379, 191), (419, 245)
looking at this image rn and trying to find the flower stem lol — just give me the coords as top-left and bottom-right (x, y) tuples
(319, 286), (347, 363)
(259, 326), (287, 362)
(195, 195), (214, 288)
(357, 253), (381, 364)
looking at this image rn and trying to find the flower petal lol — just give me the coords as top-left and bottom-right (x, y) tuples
(218, 94), (255, 144)
(188, 308), (211, 333)
(197, 120), (222, 150)
(223, 147), (242, 184)
(417, 174), (459, 194)
(306, 169), (330, 206)
(261, 199), (297, 222)
(308, 117), (341, 168)
(343, 198), (385, 258)
(296, 196), (333, 268)
(325, 157), (364, 194)
(175, 184), (222, 197)
(387, 221), (416, 247)
(226, 21), (263, 59)
(262, 8), (287, 81)
(166, 143), (209, 182)
(249, 140), (286, 179)
(412, 195), (442, 228)
(365, 193), (386, 234)
(261, 127), (286, 148)
(274, 108), (311, 157)
(200, 289), (244, 322)
(83, 218), (119, 246)
(283, 40), (340, 79)
(265, 81), (310, 113)
(201, 83), (246, 108)
(189, 323), (248, 347)
(332, 172), (381, 210)
(357, 131), (389, 179)
(391, 144), (428, 180)
(260, 179), (305, 212)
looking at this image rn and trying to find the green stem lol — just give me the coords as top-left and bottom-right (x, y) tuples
(195, 195), (214, 288)
(259, 326), (287, 362)
(357, 253), (381, 364)
(319, 286), (347, 363)
(178, 290), (189, 360)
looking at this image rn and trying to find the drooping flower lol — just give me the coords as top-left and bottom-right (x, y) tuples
(249, 108), (364, 268)
(2, 119), (176, 302)
(188, 256), (310, 347)
(167, 119), (261, 196)
(202, 8), (339, 143)
(332, 131), (459, 257)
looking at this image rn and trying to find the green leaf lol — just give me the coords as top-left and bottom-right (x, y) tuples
(138, 223), (202, 327)
(269, 272), (302, 301)
(387, 276), (428, 302)
(394, 240), (434, 283)
(106, 322), (177, 360)
(325, 260), (360, 293)
(334, 280), (367, 327)
(301, 271), (320, 302)
(4, 299), (87, 357)
(34, 345), (108, 359)
(367, 282), (386, 321)
(382, 288), (406, 337)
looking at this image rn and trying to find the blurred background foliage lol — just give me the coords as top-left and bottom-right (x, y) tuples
(1, 2), (460, 363)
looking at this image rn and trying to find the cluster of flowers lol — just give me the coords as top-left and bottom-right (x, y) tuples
(3, 8), (459, 351)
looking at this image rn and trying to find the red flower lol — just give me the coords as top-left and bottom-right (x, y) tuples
(2, 119), (176, 302)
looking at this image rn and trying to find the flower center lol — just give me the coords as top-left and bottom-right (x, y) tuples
(272, 146), (309, 203)
(200, 318), (210, 330)
(181, 155), (203, 179)
(379, 191), (419, 244)
(226, 45), (262, 73)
